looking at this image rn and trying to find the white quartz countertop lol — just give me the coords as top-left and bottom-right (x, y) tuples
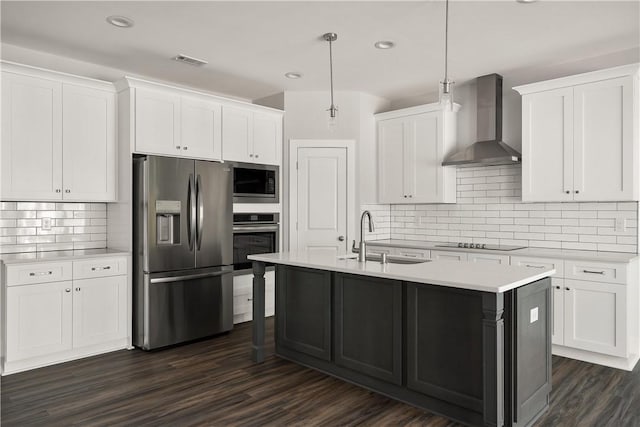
(248, 250), (555, 293)
(368, 239), (639, 263)
(0, 248), (131, 265)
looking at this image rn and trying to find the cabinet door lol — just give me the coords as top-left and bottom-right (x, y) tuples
(334, 273), (402, 384)
(408, 112), (443, 203)
(62, 84), (116, 201)
(134, 88), (181, 155)
(253, 113), (281, 165)
(181, 96), (222, 160)
(72, 275), (127, 348)
(378, 118), (406, 203)
(573, 76), (634, 201)
(276, 266), (332, 360)
(6, 281), (73, 361)
(551, 278), (564, 345)
(222, 106), (252, 162)
(1, 72), (63, 200)
(430, 250), (468, 262)
(563, 279), (627, 357)
(521, 88), (574, 202)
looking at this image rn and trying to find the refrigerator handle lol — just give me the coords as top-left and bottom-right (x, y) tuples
(196, 174), (204, 250)
(188, 173), (196, 251)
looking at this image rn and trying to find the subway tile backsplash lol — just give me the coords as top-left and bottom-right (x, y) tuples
(0, 202), (107, 254)
(362, 165), (638, 253)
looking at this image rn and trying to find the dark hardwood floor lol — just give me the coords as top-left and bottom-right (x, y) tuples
(2, 318), (639, 426)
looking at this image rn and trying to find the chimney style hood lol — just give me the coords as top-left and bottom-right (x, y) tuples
(442, 74), (521, 167)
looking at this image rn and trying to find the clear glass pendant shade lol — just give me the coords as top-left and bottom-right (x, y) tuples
(327, 105), (339, 131)
(439, 79), (454, 112)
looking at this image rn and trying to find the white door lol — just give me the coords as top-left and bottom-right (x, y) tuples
(521, 88), (574, 202)
(1, 72), (63, 200)
(181, 96), (222, 160)
(253, 112), (281, 165)
(563, 279), (627, 357)
(295, 147), (348, 254)
(573, 76), (633, 201)
(73, 276), (127, 348)
(6, 281), (73, 361)
(222, 106), (252, 162)
(134, 88), (181, 155)
(62, 84), (116, 201)
(378, 118), (406, 204)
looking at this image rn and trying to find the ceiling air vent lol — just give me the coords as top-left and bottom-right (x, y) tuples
(172, 54), (208, 67)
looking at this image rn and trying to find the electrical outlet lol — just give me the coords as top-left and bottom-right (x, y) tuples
(530, 307), (539, 324)
(615, 217), (626, 232)
(42, 217), (52, 231)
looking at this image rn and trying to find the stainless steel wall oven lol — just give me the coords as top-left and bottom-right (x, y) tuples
(233, 213), (279, 271)
(232, 163), (279, 203)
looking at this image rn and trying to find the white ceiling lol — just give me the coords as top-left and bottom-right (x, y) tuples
(1, 1), (639, 102)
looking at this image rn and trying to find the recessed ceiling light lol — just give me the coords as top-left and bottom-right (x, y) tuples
(172, 54), (208, 67)
(285, 72), (303, 79)
(516, 0), (538, 3)
(374, 41), (395, 50)
(106, 15), (134, 28)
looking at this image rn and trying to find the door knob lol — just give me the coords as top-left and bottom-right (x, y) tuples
(338, 236), (345, 241)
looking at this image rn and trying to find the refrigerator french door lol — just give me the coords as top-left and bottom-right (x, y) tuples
(133, 155), (233, 350)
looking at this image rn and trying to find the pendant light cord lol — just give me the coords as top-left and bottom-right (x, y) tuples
(444, 0), (449, 83)
(329, 37), (335, 109)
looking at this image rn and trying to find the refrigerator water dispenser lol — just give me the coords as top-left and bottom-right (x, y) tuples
(155, 200), (181, 245)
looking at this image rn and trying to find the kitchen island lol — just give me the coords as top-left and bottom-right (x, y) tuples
(248, 250), (555, 427)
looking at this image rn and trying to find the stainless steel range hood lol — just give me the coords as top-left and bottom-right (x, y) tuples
(442, 73), (521, 167)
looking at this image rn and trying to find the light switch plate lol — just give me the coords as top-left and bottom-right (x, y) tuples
(530, 307), (539, 324)
(42, 217), (52, 231)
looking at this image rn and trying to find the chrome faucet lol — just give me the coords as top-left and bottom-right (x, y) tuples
(358, 210), (375, 262)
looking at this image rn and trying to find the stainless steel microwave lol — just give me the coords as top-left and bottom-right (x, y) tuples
(232, 163), (279, 203)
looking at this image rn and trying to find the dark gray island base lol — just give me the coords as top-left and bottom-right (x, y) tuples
(251, 262), (551, 427)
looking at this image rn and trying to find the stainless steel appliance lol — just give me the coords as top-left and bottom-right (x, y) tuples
(442, 74), (522, 167)
(435, 242), (526, 251)
(232, 213), (279, 271)
(133, 155), (233, 350)
(232, 162), (279, 203)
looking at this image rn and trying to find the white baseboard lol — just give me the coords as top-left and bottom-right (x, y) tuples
(553, 345), (639, 371)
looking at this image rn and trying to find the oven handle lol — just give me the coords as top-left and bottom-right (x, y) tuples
(233, 225), (279, 232)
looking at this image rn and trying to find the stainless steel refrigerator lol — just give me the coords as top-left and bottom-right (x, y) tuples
(133, 155), (233, 350)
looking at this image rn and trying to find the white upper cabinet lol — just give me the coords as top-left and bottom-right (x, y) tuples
(376, 103), (458, 204)
(134, 88), (181, 156)
(181, 96), (222, 160)
(1, 62), (117, 202)
(120, 77), (282, 164)
(222, 106), (282, 165)
(62, 84), (116, 201)
(515, 64), (639, 202)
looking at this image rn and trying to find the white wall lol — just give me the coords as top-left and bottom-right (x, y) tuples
(282, 91), (390, 250)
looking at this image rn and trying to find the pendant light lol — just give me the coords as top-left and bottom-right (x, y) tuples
(323, 32), (338, 130)
(439, 0), (454, 111)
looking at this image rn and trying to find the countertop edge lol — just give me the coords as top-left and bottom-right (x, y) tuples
(0, 249), (132, 265)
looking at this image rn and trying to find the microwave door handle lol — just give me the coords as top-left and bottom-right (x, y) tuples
(188, 173), (196, 251)
(196, 174), (204, 250)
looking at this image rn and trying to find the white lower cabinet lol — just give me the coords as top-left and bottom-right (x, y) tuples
(72, 276), (127, 348)
(551, 278), (565, 345)
(6, 281), (73, 361)
(563, 279), (627, 357)
(233, 270), (275, 324)
(2, 256), (130, 375)
(430, 250), (468, 262)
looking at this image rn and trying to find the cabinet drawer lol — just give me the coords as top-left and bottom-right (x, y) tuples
(510, 256), (564, 277)
(564, 260), (626, 284)
(396, 248), (430, 260)
(468, 253), (510, 265)
(430, 250), (468, 262)
(6, 262), (72, 286)
(73, 257), (127, 279)
(367, 245), (394, 256)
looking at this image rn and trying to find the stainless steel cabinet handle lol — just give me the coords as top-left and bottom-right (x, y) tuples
(91, 266), (111, 271)
(403, 253), (418, 258)
(409, 195), (413, 198)
(555, 286), (561, 290)
(75, 287), (81, 291)
(404, 195), (408, 198)
(338, 235), (345, 241)
(176, 146), (181, 149)
(183, 146), (188, 150)
(575, 190), (580, 194)
(565, 287), (570, 291)
(249, 154), (254, 157)
(55, 189), (61, 193)
(29, 271), (52, 276)
(255, 154), (259, 158)
(582, 269), (604, 275)
(525, 264), (545, 269)
(247, 298), (253, 302)
(65, 288), (71, 293)
(565, 190), (570, 194)
(65, 189), (70, 193)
